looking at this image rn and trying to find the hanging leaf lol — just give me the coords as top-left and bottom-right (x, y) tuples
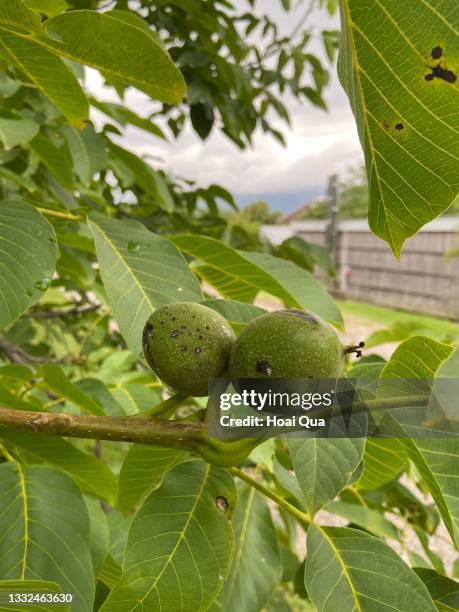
(216, 486), (282, 611)
(339, 0), (459, 256)
(288, 428), (365, 518)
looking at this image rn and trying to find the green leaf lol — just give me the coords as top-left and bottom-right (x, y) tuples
(339, 1), (459, 256)
(41, 364), (104, 415)
(278, 235), (335, 277)
(85, 496), (109, 578)
(325, 500), (399, 539)
(288, 431), (365, 518)
(0, 0), (43, 34)
(0, 385), (40, 411)
(306, 525), (436, 611)
(109, 382), (161, 416)
(77, 378), (124, 416)
(0, 580), (70, 611)
(0, 31), (88, 125)
(108, 141), (173, 209)
(357, 439), (408, 490)
(378, 337), (459, 545)
(102, 461), (236, 612)
(203, 299), (266, 332)
(118, 445), (189, 514)
(24, 0), (68, 17)
(216, 486), (282, 611)
(0, 432), (117, 503)
(0, 118), (38, 150)
(430, 346), (459, 422)
(414, 568), (459, 612)
(0, 462), (94, 612)
(61, 125), (105, 185)
(29, 133), (73, 189)
(0, 200), (57, 329)
(99, 555), (122, 591)
(91, 98), (166, 140)
(170, 235), (342, 327)
(43, 10), (186, 104)
(88, 213), (203, 354)
(190, 101), (215, 139)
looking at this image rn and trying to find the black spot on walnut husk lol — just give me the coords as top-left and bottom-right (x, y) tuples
(431, 46), (443, 59)
(256, 360), (273, 375)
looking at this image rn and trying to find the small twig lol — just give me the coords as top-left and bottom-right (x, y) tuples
(0, 338), (84, 365)
(23, 304), (101, 320)
(139, 393), (192, 418)
(37, 208), (85, 222)
(229, 467), (310, 526)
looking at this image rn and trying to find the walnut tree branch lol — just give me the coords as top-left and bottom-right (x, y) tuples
(0, 338), (85, 366)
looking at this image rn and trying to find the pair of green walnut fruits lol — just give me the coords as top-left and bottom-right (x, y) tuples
(142, 302), (357, 397)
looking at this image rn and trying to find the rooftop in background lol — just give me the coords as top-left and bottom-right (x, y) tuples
(282, 197), (325, 223)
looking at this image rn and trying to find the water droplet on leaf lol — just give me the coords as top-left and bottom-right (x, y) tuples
(127, 241), (140, 253)
(34, 278), (50, 291)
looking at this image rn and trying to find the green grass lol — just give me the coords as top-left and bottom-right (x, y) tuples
(337, 300), (459, 341)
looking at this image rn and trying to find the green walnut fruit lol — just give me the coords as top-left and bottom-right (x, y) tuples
(142, 302), (236, 396)
(229, 309), (345, 380)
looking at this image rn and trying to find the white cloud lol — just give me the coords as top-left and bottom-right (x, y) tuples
(85, 4), (364, 207)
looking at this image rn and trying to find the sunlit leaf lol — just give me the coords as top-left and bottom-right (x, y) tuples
(43, 10), (186, 103)
(339, 0), (459, 255)
(0, 31), (88, 125)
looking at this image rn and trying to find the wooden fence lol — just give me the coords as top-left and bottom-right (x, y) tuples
(262, 217), (459, 319)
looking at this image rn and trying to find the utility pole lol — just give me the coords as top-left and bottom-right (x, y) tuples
(325, 174), (340, 291)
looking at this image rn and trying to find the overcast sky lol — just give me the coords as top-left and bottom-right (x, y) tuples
(87, 2), (364, 213)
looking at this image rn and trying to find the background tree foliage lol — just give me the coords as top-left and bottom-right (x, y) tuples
(0, 1), (458, 611)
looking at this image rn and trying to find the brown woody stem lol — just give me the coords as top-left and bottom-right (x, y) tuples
(0, 394), (429, 466)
